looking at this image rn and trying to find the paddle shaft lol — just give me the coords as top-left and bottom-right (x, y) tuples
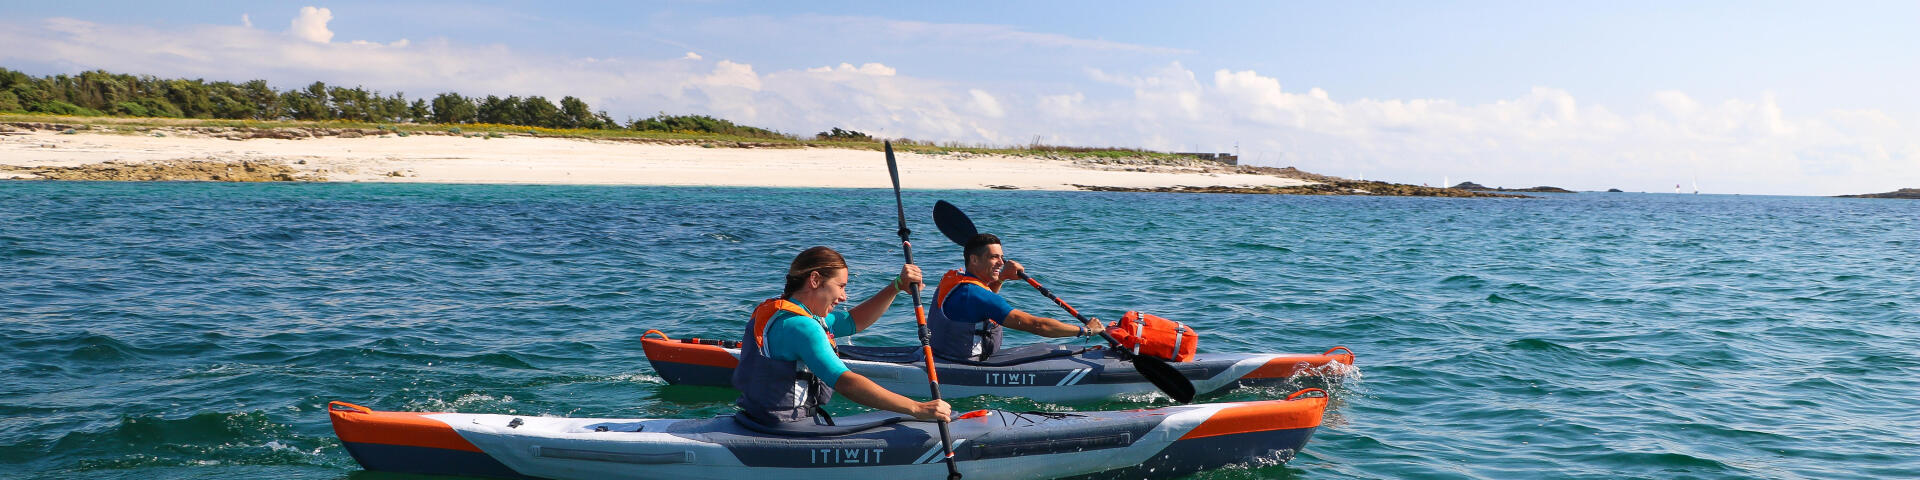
(1018, 270), (1195, 402)
(1017, 272), (1126, 348)
(886, 142), (961, 480)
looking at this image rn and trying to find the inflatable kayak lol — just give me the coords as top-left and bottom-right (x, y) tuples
(328, 389), (1328, 480)
(641, 330), (1354, 402)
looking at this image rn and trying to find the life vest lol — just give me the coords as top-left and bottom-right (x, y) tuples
(732, 298), (836, 425)
(1105, 311), (1199, 362)
(928, 270), (1003, 361)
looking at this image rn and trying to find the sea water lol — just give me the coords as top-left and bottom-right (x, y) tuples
(2, 182), (1916, 479)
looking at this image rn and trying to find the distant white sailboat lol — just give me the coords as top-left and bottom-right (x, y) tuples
(1692, 178), (1700, 195)
(1675, 183), (1681, 194)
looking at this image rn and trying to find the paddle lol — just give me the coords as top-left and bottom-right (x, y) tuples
(885, 142), (963, 480)
(931, 200), (1197, 403)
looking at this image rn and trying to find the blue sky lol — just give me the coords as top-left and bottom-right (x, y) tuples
(5, 1), (1917, 195)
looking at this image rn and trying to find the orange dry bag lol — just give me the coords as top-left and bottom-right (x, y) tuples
(1105, 311), (1199, 362)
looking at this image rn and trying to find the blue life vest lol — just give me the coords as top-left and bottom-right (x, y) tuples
(928, 270), (1004, 361)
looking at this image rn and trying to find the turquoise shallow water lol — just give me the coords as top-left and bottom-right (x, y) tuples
(2, 182), (1918, 479)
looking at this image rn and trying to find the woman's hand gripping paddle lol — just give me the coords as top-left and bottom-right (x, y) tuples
(932, 200), (1196, 403)
(886, 143), (963, 480)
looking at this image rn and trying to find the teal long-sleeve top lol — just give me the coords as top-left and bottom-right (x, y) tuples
(761, 305), (856, 386)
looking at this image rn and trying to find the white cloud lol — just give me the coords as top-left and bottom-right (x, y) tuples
(853, 63), (895, 76)
(241, 13), (252, 28)
(968, 89), (1004, 118)
(290, 6), (333, 43)
(1005, 63), (1916, 194)
(683, 52), (702, 60)
(701, 60), (761, 91)
(1654, 90), (1699, 117)
(1037, 92), (1085, 118)
(702, 14), (1191, 56)
(805, 63), (896, 76)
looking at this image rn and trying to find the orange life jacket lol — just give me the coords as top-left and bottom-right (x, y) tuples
(930, 270), (1002, 360)
(750, 298), (832, 357)
(1106, 311), (1199, 362)
(934, 270), (991, 310)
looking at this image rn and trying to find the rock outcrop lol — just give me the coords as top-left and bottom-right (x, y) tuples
(1451, 182), (1574, 193)
(1837, 188), (1920, 199)
(0, 159), (319, 182)
(1075, 180), (1529, 198)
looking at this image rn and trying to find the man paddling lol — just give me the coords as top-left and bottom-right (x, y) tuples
(928, 234), (1104, 361)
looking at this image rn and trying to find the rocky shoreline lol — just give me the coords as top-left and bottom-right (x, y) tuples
(1075, 180), (1529, 197)
(0, 158), (316, 182)
(1837, 188), (1920, 199)
(1449, 181), (1575, 193)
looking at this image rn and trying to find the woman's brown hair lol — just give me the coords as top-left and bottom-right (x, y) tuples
(783, 246), (847, 298)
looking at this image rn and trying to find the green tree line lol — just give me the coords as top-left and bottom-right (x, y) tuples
(0, 67), (790, 138)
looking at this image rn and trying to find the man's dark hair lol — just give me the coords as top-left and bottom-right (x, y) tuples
(963, 233), (1001, 262)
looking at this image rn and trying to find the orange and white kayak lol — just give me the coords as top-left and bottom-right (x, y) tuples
(642, 329), (1354, 402)
(329, 388), (1330, 480)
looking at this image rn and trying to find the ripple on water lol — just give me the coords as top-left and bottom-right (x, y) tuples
(1482, 293), (1530, 305)
(1436, 273), (1486, 289)
(59, 334), (147, 363)
(27, 410), (335, 473)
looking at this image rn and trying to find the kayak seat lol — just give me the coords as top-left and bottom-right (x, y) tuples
(731, 412), (910, 437)
(584, 421), (647, 432)
(839, 343), (1096, 367)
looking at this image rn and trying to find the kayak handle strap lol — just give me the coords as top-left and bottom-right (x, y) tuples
(329, 401), (372, 414)
(1286, 388), (1328, 401)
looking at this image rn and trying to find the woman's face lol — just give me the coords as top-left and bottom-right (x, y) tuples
(797, 268), (849, 315)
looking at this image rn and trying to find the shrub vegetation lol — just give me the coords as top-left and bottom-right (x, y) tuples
(0, 67), (1223, 163)
(0, 67), (628, 130)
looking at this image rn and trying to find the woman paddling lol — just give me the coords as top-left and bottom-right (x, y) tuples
(732, 246), (952, 426)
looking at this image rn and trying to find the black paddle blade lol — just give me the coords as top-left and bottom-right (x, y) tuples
(933, 200), (978, 246)
(884, 141), (911, 242)
(1131, 355), (1197, 403)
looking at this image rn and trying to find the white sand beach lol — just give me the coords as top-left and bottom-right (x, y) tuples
(0, 130), (1313, 190)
